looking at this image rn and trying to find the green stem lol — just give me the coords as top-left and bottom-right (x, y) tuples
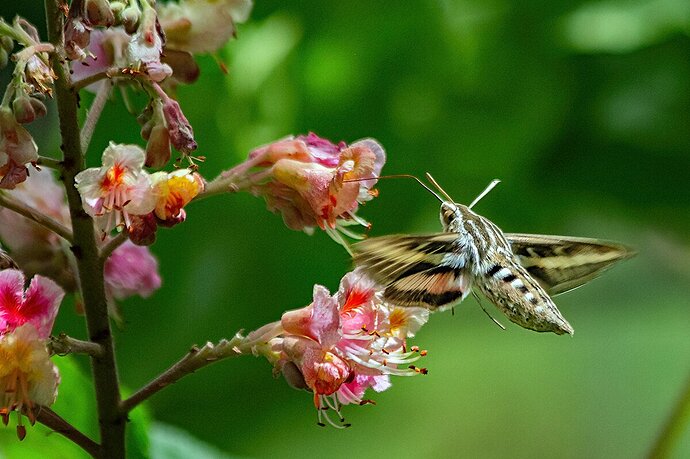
(45, 2), (125, 458)
(649, 373), (690, 458)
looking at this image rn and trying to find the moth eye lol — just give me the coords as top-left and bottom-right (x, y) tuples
(439, 203), (458, 229)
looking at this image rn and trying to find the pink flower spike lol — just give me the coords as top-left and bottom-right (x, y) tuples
(104, 240), (161, 300)
(0, 270), (64, 338)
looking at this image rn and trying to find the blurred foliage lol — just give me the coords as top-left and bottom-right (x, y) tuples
(1, 0), (690, 458)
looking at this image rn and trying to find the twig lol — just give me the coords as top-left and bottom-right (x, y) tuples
(36, 406), (101, 458)
(80, 80), (112, 153)
(649, 372), (690, 458)
(99, 231), (128, 263)
(0, 192), (73, 242)
(121, 334), (250, 413)
(48, 333), (104, 358)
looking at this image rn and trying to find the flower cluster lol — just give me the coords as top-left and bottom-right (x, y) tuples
(0, 269), (64, 439)
(216, 133), (385, 247)
(250, 270), (428, 427)
(74, 142), (203, 241)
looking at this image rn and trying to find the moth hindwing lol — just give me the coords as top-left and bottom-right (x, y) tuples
(353, 187), (634, 335)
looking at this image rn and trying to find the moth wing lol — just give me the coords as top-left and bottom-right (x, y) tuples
(505, 233), (635, 295)
(353, 233), (471, 310)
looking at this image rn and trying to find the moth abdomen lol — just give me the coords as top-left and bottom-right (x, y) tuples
(478, 257), (574, 335)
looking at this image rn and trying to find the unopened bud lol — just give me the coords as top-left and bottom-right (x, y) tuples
(121, 6), (141, 34)
(145, 124), (171, 169)
(140, 120), (153, 141)
(128, 213), (157, 246)
(110, 1), (126, 15)
(162, 50), (200, 84)
(145, 62), (172, 82)
(282, 361), (309, 391)
(12, 95), (36, 124)
(64, 18), (91, 61)
(0, 36), (13, 52)
(161, 97), (197, 153)
(85, 0), (115, 27)
(0, 48), (8, 70)
(29, 97), (47, 120)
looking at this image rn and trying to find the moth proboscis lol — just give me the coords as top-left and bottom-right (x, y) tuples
(351, 174), (635, 335)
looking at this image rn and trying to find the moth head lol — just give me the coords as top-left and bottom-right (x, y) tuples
(439, 201), (463, 231)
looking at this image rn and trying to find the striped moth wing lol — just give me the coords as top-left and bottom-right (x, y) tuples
(352, 233), (472, 311)
(505, 234), (635, 295)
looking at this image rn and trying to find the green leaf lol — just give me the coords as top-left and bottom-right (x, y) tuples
(149, 422), (234, 459)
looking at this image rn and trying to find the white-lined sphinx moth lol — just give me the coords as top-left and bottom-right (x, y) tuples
(352, 176), (634, 335)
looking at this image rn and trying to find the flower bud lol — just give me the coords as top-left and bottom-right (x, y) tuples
(161, 97), (197, 153)
(110, 1), (126, 15)
(12, 95), (36, 124)
(29, 97), (47, 120)
(161, 49), (199, 84)
(121, 6), (141, 34)
(281, 361), (309, 391)
(0, 36), (13, 52)
(145, 124), (171, 168)
(64, 17), (91, 61)
(145, 61), (173, 82)
(0, 49), (8, 70)
(127, 213), (157, 246)
(85, 0), (115, 27)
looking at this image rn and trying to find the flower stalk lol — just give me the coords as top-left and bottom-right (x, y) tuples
(45, 1), (125, 457)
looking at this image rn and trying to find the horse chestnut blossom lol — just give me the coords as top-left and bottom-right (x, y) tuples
(0, 269), (64, 439)
(218, 133), (385, 246)
(251, 270), (428, 427)
(0, 106), (38, 189)
(158, 0), (253, 54)
(75, 142), (156, 234)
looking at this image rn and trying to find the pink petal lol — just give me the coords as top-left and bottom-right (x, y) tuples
(22, 275), (64, 338)
(310, 285), (341, 347)
(0, 269), (25, 332)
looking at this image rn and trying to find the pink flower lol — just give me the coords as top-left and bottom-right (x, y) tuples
(0, 107), (38, 189)
(0, 269), (63, 439)
(157, 0), (253, 54)
(75, 142), (156, 234)
(263, 269), (428, 427)
(104, 240), (161, 301)
(218, 133), (385, 245)
(0, 269), (63, 338)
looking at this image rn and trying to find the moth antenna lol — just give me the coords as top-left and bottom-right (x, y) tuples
(424, 173), (456, 204)
(472, 292), (506, 330)
(468, 179), (500, 210)
(343, 174), (445, 204)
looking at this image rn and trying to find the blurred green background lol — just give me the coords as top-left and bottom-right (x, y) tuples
(1, 1), (689, 458)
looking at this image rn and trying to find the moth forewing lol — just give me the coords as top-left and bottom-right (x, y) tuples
(506, 234), (636, 295)
(352, 233), (473, 311)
